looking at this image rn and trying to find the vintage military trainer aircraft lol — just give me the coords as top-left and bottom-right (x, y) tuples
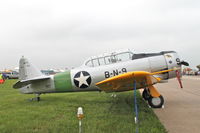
(13, 49), (188, 108)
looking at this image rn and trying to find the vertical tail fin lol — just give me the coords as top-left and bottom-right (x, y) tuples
(19, 56), (44, 80)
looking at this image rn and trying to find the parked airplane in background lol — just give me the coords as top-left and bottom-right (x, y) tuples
(13, 49), (188, 108)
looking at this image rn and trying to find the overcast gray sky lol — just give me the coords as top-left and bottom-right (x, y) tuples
(0, 0), (199, 70)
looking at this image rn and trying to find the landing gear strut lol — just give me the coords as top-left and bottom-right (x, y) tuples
(30, 93), (41, 101)
(36, 94), (41, 101)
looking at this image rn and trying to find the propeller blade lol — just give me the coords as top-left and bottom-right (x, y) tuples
(180, 61), (189, 66)
(175, 70), (183, 88)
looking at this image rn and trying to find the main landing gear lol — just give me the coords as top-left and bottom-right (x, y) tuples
(142, 88), (164, 108)
(30, 93), (41, 102)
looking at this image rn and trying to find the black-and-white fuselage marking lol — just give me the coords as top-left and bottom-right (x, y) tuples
(105, 68), (127, 78)
(74, 71), (92, 88)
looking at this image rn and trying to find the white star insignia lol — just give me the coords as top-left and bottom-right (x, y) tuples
(74, 72), (90, 87)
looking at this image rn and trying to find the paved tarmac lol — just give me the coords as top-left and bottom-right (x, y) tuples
(153, 76), (200, 133)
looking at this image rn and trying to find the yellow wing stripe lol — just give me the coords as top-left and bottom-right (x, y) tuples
(150, 67), (180, 75)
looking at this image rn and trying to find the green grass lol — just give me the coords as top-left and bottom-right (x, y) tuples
(0, 80), (167, 133)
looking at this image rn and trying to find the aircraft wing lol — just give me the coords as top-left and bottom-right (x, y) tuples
(13, 76), (51, 89)
(96, 69), (176, 92)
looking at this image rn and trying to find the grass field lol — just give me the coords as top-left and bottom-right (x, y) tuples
(0, 80), (167, 133)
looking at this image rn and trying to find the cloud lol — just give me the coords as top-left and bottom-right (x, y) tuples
(0, 0), (199, 69)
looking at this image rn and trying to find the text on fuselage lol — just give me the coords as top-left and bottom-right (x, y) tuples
(105, 68), (127, 78)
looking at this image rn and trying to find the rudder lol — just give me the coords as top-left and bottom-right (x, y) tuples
(19, 56), (43, 80)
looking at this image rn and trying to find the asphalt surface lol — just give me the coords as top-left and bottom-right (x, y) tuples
(153, 76), (200, 133)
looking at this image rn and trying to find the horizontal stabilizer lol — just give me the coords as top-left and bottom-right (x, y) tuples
(13, 76), (51, 89)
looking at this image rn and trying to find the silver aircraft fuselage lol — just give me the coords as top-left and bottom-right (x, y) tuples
(17, 50), (181, 94)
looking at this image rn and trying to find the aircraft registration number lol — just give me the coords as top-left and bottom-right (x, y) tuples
(105, 68), (127, 78)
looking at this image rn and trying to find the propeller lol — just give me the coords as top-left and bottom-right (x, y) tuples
(179, 61), (189, 66)
(175, 60), (189, 88)
(175, 70), (183, 88)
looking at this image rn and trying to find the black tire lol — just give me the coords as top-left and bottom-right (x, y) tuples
(148, 95), (164, 108)
(142, 89), (151, 100)
(37, 97), (40, 101)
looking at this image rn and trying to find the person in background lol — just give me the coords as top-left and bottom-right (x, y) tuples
(0, 73), (5, 84)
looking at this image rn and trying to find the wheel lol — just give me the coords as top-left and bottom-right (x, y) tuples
(142, 89), (151, 100)
(36, 97), (40, 101)
(148, 95), (164, 108)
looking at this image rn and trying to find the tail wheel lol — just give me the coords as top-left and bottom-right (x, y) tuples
(142, 89), (151, 100)
(148, 95), (164, 108)
(36, 97), (40, 101)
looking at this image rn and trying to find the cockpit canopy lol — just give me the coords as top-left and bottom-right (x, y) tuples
(84, 49), (134, 67)
(83, 49), (176, 67)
